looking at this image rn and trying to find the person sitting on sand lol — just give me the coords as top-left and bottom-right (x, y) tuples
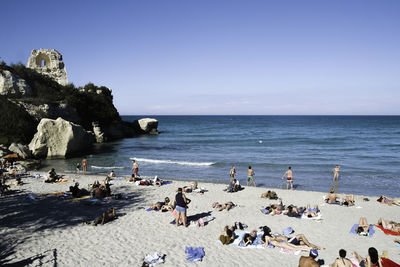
(69, 182), (90, 198)
(0, 177), (10, 195)
(377, 195), (400, 206)
(129, 174), (141, 182)
(212, 201), (235, 211)
(92, 181), (111, 199)
(234, 179), (241, 191)
(108, 170), (116, 179)
(325, 188), (340, 204)
(342, 194), (355, 206)
(243, 230), (258, 246)
(377, 218), (400, 233)
(299, 249), (320, 267)
(92, 208), (116, 226)
(45, 168), (67, 183)
(356, 217), (371, 236)
(219, 225), (236, 245)
(352, 247), (382, 267)
(331, 249), (353, 267)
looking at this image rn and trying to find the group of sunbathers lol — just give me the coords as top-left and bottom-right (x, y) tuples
(149, 197), (176, 212)
(219, 224), (325, 252)
(325, 189), (355, 206)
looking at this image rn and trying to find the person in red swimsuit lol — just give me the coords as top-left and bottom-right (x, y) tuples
(281, 166), (293, 190)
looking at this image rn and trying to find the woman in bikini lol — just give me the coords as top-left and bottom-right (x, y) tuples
(377, 195), (400, 206)
(377, 218), (400, 233)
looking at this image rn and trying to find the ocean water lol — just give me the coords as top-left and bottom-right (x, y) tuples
(40, 116), (400, 197)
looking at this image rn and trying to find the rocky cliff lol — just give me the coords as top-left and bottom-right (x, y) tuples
(0, 61), (151, 151)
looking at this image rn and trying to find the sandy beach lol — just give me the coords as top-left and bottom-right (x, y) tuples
(1, 173), (400, 266)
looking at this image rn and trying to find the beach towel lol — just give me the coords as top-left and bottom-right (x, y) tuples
(381, 257), (400, 267)
(395, 243), (400, 248)
(376, 225), (400, 236)
(237, 232), (265, 248)
(146, 208), (159, 212)
(349, 224), (375, 237)
(143, 252), (166, 266)
(261, 209), (269, 214)
(301, 212), (323, 220)
(279, 247), (301, 255)
(185, 246), (205, 263)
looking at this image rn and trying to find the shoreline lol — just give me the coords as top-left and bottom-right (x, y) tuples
(1, 172), (399, 266)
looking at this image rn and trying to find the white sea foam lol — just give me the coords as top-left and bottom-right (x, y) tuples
(91, 166), (126, 169)
(130, 157), (214, 166)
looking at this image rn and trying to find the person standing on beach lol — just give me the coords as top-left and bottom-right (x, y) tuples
(82, 157), (87, 175)
(175, 187), (188, 227)
(132, 160), (139, 177)
(230, 165), (236, 182)
(247, 166), (256, 187)
(332, 165), (340, 184)
(282, 166), (293, 190)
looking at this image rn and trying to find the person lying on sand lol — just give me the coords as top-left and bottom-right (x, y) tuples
(331, 249), (353, 267)
(92, 208), (116, 226)
(219, 225), (236, 245)
(150, 197), (175, 211)
(265, 199), (285, 215)
(342, 194), (355, 206)
(284, 205), (304, 218)
(243, 230), (258, 246)
(377, 195), (400, 206)
(69, 182), (90, 198)
(303, 204), (319, 218)
(153, 176), (164, 186)
(356, 217), (371, 236)
(325, 189), (340, 204)
(183, 181), (198, 193)
(377, 218), (400, 233)
(352, 247), (382, 267)
(261, 190), (278, 200)
(261, 232), (325, 251)
(212, 201), (235, 211)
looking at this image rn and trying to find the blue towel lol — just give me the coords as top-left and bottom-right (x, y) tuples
(146, 208), (159, 212)
(238, 233), (264, 247)
(162, 181), (173, 186)
(260, 209), (269, 214)
(185, 246), (205, 263)
(350, 224), (375, 237)
(396, 243), (400, 248)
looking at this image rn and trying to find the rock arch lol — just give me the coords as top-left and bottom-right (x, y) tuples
(26, 49), (68, 85)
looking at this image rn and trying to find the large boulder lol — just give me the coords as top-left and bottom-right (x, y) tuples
(0, 69), (32, 97)
(8, 143), (32, 159)
(29, 117), (94, 158)
(134, 118), (159, 134)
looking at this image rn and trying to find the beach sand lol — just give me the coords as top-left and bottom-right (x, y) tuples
(1, 173), (399, 266)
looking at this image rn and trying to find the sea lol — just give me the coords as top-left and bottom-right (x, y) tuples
(39, 116), (400, 197)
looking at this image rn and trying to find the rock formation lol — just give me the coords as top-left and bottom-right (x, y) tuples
(29, 117), (94, 158)
(92, 122), (106, 143)
(8, 143), (32, 159)
(26, 49), (68, 86)
(136, 118), (159, 134)
(0, 69), (32, 96)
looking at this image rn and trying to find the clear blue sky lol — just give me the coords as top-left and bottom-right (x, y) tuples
(2, 0), (400, 115)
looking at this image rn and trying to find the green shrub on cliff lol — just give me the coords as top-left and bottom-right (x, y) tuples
(0, 98), (37, 145)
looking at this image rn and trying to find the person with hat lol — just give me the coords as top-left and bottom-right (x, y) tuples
(299, 249), (320, 266)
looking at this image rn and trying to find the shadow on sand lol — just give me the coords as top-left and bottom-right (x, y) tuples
(0, 185), (144, 265)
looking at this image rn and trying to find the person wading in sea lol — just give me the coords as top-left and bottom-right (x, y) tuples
(282, 166), (293, 190)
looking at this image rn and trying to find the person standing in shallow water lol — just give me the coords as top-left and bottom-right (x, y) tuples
(282, 166), (293, 190)
(247, 166), (256, 186)
(82, 157), (87, 175)
(332, 165), (340, 185)
(230, 165), (236, 182)
(132, 160), (139, 177)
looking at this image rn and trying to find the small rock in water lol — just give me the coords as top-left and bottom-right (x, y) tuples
(259, 140), (263, 144)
